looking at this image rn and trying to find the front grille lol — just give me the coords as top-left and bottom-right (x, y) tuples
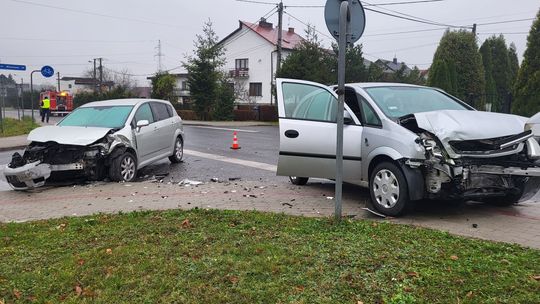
(6, 176), (26, 188)
(449, 131), (531, 154)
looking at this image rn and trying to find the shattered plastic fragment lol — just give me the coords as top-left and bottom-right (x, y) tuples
(178, 179), (203, 186)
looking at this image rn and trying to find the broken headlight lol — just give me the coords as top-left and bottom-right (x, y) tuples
(422, 139), (443, 158)
(84, 146), (106, 158)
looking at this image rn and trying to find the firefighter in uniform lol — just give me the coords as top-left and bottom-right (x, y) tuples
(41, 96), (51, 123)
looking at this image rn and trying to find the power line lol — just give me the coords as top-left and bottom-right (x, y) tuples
(364, 27), (444, 37)
(477, 18), (534, 26)
(282, 0), (445, 7)
(0, 37), (154, 43)
(10, 0), (184, 29)
(364, 6), (471, 29)
(363, 0), (467, 28)
(478, 32), (529, 35)
(283, 11), (334, 40)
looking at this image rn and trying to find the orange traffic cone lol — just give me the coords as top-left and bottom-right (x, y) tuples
(230, 131), (241, 149)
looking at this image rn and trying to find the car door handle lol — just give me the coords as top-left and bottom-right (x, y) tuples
(285, 130), (299, 138)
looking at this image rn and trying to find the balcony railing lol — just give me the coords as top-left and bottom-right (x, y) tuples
(229, 68), (249, 78)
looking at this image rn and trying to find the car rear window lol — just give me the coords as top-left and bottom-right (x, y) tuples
(151, 102), (172, 121)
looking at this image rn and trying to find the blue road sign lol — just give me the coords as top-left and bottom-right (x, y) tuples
(0, 64), (27, 71)
(41, 65), (54, 78)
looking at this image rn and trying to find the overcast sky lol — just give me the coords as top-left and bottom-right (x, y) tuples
(1, 0), (538, 86)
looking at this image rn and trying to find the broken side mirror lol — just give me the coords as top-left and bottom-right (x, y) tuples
(344, 111), (354, 125)
(136, 120), (149, 132)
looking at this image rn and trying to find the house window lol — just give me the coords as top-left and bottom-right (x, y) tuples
(181, 81), (189, 91)
(236, 58), (249, 69)
(68, 84), (72, 89)
(249, 83), (262, 97)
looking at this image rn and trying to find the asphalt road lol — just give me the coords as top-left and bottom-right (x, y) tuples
(0, 125), (284, 191)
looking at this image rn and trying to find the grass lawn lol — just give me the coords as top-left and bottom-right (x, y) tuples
(0, 117), (39, 137)
(0, 209), (539, 303)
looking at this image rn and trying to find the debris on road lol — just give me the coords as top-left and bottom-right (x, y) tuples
(178, 179), (203, 187)
(228, 177), (241, 181)
(210, 177), (220, 182)
(282, 202), (293, 207)
(362, 207), (387, 218)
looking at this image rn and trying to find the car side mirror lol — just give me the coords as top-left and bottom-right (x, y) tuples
(344, 111), (354, 125)
(136, 119), (149, 132)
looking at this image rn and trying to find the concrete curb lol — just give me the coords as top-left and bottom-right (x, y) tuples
(0, 145), (27, 152)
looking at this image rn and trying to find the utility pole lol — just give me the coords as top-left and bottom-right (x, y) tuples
(56, 72), (61, 92)
(20, 78), (24, 118)
(99, 57), (103, 92)
(93, 59), (97, 92)
(472, 23), (477, 36)
(155, 40), (164, 72)
(276, 1), (283, 75)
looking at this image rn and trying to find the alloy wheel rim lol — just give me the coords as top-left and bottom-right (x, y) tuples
(372, 169), (400, 209)
(121, 156), (135, 181)
(175, 139), (183, 160)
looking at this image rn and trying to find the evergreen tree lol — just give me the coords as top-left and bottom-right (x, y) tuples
(427, 60), (450, 91)
(367, 63), (384, 82)
(431, 30), (485, 108)
(277, 26), (335, 85)
(508, 42), (520, 87)
(513, 9), (540, 116)
(330, 43), (368, 83)
(183, 20), (225, 120)
(150, 72), (176, 102)
(212, 79), (235, 121)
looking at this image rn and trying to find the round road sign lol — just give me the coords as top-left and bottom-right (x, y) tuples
(41, 65), (54, 78)
(324, 0), (366, 43)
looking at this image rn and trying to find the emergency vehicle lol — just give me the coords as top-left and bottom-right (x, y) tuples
(39, 91), (74, 116)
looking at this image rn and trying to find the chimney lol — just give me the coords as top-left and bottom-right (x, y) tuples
(288, 27), (295, 34)
(259, 18), (273, 29)
(393, 57), (398, 65)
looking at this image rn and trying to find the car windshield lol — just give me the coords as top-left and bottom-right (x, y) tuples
(58, 106), (134, 128)
(364, 86), (470, 119)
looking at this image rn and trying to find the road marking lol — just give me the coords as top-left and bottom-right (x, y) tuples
(189, 126), (260, 133)
(184, 149), (277, 172)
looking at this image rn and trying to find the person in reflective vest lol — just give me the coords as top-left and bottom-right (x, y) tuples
(41, 97), (51, 123)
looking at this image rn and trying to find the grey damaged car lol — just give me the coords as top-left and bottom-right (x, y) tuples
(276, 79), (540, 216)
(2, 99), (184, 190)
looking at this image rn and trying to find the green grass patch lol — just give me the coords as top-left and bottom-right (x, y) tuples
(0, 209), (538, 303)
(0, 117), (40, 137)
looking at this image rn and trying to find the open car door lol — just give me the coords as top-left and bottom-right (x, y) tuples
(276, 78), (363, 183)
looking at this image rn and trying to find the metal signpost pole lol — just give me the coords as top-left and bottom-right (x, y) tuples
(335, 0), (350, 221)
(325, 0), (365, 222)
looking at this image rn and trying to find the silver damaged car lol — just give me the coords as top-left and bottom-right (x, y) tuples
(2, 99), (184, 190)
(276, 79), (540, 216)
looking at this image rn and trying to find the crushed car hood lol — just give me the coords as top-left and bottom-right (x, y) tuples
(27, 126), (113, 146)
(413, 110), (527, 142)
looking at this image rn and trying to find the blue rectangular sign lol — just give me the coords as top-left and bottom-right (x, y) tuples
(0, 64), (27, 71)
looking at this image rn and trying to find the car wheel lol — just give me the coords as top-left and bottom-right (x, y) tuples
(289, 176), (308, 185)
(169, 136), (183, 163)
(110, 151), (137, 182)
(369, 162), (409, 216)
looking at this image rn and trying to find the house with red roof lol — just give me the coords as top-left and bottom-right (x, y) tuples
(219, 18), (304, 104)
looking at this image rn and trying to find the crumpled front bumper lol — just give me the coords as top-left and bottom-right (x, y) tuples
(2, 161), (52, 190)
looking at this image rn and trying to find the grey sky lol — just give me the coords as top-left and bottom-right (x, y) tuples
(1, 0), (538, 86)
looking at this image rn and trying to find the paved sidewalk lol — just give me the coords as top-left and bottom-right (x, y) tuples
(0, 120), (275, 151)
(0, 179), (539, 249)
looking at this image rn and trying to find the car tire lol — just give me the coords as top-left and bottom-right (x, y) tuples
(369, 162), (409, 216)
(109, 151), (137, 182)
(289, 176), (309, 185)
(169, 136), (183, 163)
